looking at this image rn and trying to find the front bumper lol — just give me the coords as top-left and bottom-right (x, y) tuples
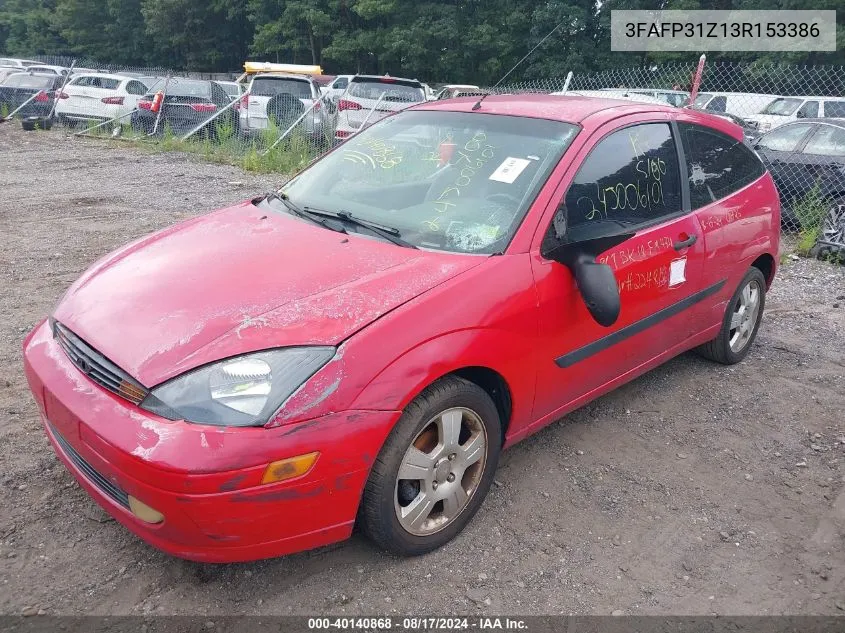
(23, 319), (400, 562)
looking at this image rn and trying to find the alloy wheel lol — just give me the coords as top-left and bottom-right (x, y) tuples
(394, 407), (487, 536)
(729, 278), (762, 353)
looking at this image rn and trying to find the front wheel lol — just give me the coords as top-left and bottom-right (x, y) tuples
(697, 267), (767, 364)
(359, 376), (501, 556)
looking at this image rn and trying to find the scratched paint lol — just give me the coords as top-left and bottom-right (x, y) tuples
(700, 209), (742, 231)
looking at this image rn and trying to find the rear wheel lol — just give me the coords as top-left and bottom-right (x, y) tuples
(359, 376), (501, 556)
(697, 267), (767, 365)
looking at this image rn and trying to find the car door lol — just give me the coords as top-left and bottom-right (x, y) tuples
(754, 123), (816, 199)
(529, 117), (706, 425)
(678, 121), (770, 333)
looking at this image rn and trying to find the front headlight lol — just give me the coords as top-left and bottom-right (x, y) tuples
(140, 347), (335, 426)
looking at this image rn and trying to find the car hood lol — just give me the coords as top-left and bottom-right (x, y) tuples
(53, 201), (482, 386)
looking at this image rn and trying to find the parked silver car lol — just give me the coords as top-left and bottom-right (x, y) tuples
(334, 75), (425, 140)
(238, 73), (334, 142)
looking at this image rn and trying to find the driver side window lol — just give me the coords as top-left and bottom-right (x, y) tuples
(563, 123), (683, 231)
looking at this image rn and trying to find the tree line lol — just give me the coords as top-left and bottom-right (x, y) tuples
(0, 0), (842, 84)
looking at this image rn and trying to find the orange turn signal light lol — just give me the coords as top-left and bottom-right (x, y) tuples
(261, 452), (319, 485)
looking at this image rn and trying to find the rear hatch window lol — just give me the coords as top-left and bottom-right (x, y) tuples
(348, 78), (424, 103)
(251, 77), (312, 99)
(158, 79), (212, 103)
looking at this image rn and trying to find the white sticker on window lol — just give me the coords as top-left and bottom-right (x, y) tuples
(669, 257), (687, 287)
(489, 157), (531, 184)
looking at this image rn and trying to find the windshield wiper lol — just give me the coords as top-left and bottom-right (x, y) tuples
(264, 192), (347, 234)
(304, 207), (418, 249)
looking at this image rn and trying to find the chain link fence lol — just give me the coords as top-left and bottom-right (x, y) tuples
(1, 56), (843, 258)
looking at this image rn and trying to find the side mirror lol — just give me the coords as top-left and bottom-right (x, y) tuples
(568, 253), (622, 327)
(543, 224), (634, 328)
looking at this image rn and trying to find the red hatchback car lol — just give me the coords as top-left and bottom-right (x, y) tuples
(23, 95), (779, 562)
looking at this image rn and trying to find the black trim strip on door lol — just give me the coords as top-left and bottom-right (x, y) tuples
(555, 279), (727, 368)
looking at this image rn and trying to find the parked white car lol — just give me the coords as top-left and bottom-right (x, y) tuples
(322, 74), (354, 101)
(334, 75), (426, 140)
(692, 92), (781, 119)
(27, 64), (70, 77)
(55, 73), (153, 124)
(238, 73), (333, 141)
(623, 89), (690, 107)
(745, 96), (845, 133)
(0, 57), (40, 68)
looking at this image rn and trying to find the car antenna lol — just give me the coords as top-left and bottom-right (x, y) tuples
(472, 22), (563, 111)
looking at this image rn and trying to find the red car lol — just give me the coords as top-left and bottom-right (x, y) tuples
(23, 95), (780, 562)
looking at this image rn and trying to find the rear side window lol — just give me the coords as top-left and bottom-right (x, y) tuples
(333, 77), (348, 90)
(565, 122), (683, 229)
(348, 79), (424, 103)
(824, 101), (845, 118)
(798, 100), (819, 118)
(680, 123), (765, 209)
(126, 80), (147, 95)
(803, 125), (845, 157)
(251, 77), (311, 99)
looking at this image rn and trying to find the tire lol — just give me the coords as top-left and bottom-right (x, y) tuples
(20, 119), (36, 131)
(359, 375), (501, 556)
(266, 93), (305, 129)
(696, 267), (767, 365)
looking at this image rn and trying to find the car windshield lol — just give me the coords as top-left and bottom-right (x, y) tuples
(251, 77), (311, 98)
(762, 98), (802, 116)
(348, 79), (424, 103)
(693, 93), (712, 107)
(659, 92), (688, 107)
(279, 110), (579, 254)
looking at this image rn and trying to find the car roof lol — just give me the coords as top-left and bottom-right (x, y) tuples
(352, 74), (421, 84)
(70, 72), (131, 81)
(252, 72), (312, 82)
(413, 94), (744, 139)
(770, 118), (845, 127)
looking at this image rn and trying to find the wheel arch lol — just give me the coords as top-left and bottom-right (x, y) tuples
(348, 328), (532, 447)
(750, 252), (776, 288)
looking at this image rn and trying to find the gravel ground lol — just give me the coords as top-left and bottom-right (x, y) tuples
(1, 125), (844, 617)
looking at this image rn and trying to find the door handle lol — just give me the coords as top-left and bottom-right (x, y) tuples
(673, 234), (698, 250)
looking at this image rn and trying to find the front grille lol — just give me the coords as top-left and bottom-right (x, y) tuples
(52, 320), (148, 405)
(50, 423), (130, 509)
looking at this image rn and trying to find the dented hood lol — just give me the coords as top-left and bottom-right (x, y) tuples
(53, 201), (481, 386)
